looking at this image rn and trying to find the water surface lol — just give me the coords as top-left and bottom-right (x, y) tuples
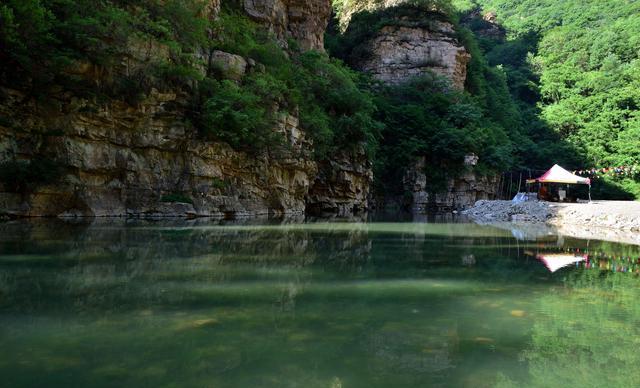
(1, 220), (639, 387)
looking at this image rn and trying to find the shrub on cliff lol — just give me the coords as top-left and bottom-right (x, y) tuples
(0, 0), (208, 95)
(373, 74), (513, 194)
(198, 77), (284, 152)
(195, 9), (382, 159)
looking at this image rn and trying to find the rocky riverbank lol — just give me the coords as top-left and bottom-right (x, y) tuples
(463, 200), (640, 245)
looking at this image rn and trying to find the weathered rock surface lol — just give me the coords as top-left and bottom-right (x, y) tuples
(0, 81), (370, 218)
(0, 87), (314, 217)
(402, 157), (498, 212)
(306, 148), (372, 216)
(339, 0), (469, 89)
(210, 50), (248, 80)
(241, 0), (332, 51)
(356, 21), (470, 89)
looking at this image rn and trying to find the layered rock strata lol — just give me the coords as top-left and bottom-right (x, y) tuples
(340, 1), (470, 89)
(356, 20), (470, 89)
(307, 148), (372, 216)
(0, 85), (370, 218)
(0, 0), (372, 218)
(402, 158), (498, 212)
(241, 0), (333, 51)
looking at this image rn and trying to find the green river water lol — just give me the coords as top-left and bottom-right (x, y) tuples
(1, 219), (640, 388)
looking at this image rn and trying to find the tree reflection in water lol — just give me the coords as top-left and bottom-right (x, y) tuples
(0, 219), (639, 387)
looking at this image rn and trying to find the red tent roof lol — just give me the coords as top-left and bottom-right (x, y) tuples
(527, 164), (591, 185)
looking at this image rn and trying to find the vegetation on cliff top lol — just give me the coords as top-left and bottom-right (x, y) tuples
(197, 9), (382, 158)
(1, 0), (638, 199)
(0, 0), (381, 160)
(328, 0), (529, 196)
(0, 0), (208, 100)
(454, 0), (640, 198)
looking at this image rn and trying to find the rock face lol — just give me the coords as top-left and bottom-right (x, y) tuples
(0, 88), (309, 217)
(356, 21), (470, 89)
(460, 9), (506, 41)
(306, 148), (372, 216)
(0, 0), (371, 218)
(402, 157), (498, 211)
(339, 0), (469, 89)
(241, 0), (332, 51)
(0, 84), (371, 218)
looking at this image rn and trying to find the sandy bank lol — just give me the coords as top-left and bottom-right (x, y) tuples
(463, 200), (640, 245)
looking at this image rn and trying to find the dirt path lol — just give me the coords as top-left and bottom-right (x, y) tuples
(549, 201), (640, 226)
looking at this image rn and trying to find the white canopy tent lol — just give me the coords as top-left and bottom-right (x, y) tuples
(537, 254), (587, 273)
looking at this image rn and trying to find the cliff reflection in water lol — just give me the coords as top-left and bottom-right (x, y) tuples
(1, 219), (639, 387)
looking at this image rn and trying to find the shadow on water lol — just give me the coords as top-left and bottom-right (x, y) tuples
(1, 218), (640, 387)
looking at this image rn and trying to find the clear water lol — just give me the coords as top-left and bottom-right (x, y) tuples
(1, 219), (640, 388)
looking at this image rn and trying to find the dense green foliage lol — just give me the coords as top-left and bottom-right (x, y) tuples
(196, 10), (382, 157)
(328, 1), (526, 196)
(2, 0), (638, 199)
(0, 0), (207, 99)
(0, 1), (381, 159)
(454, 0), (640, 197)
(374, 75), (513, 194)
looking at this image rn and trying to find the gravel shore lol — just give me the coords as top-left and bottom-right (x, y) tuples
(463, 200), (640, 245)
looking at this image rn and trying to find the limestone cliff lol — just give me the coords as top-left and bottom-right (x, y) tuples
(336, 1), (496, 210)
(0, 87), (307, 217)
(341, 1), (470, 89)
(0, 83), (370, 218)
(0, 0), (371, 218)
(402, 157), (497, 212)
(355, 20), (470, 89)
(240, 0), (332, 51)
(307, 148), (372, 216)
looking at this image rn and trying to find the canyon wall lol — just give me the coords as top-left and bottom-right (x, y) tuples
(0, 86), (369, 218)
(0, 0), (497, 217)
(355, 21), (470, 89)
(0, 87), (305, 217)
(339, 0), (496, 209)
(402, 157), (498, 212)
(241, 0), (333, 51)
(0, 0), (373, 218)
(341, 1), (470, 89)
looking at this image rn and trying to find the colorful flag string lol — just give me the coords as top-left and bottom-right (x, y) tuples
(572, 164), (640, 179)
